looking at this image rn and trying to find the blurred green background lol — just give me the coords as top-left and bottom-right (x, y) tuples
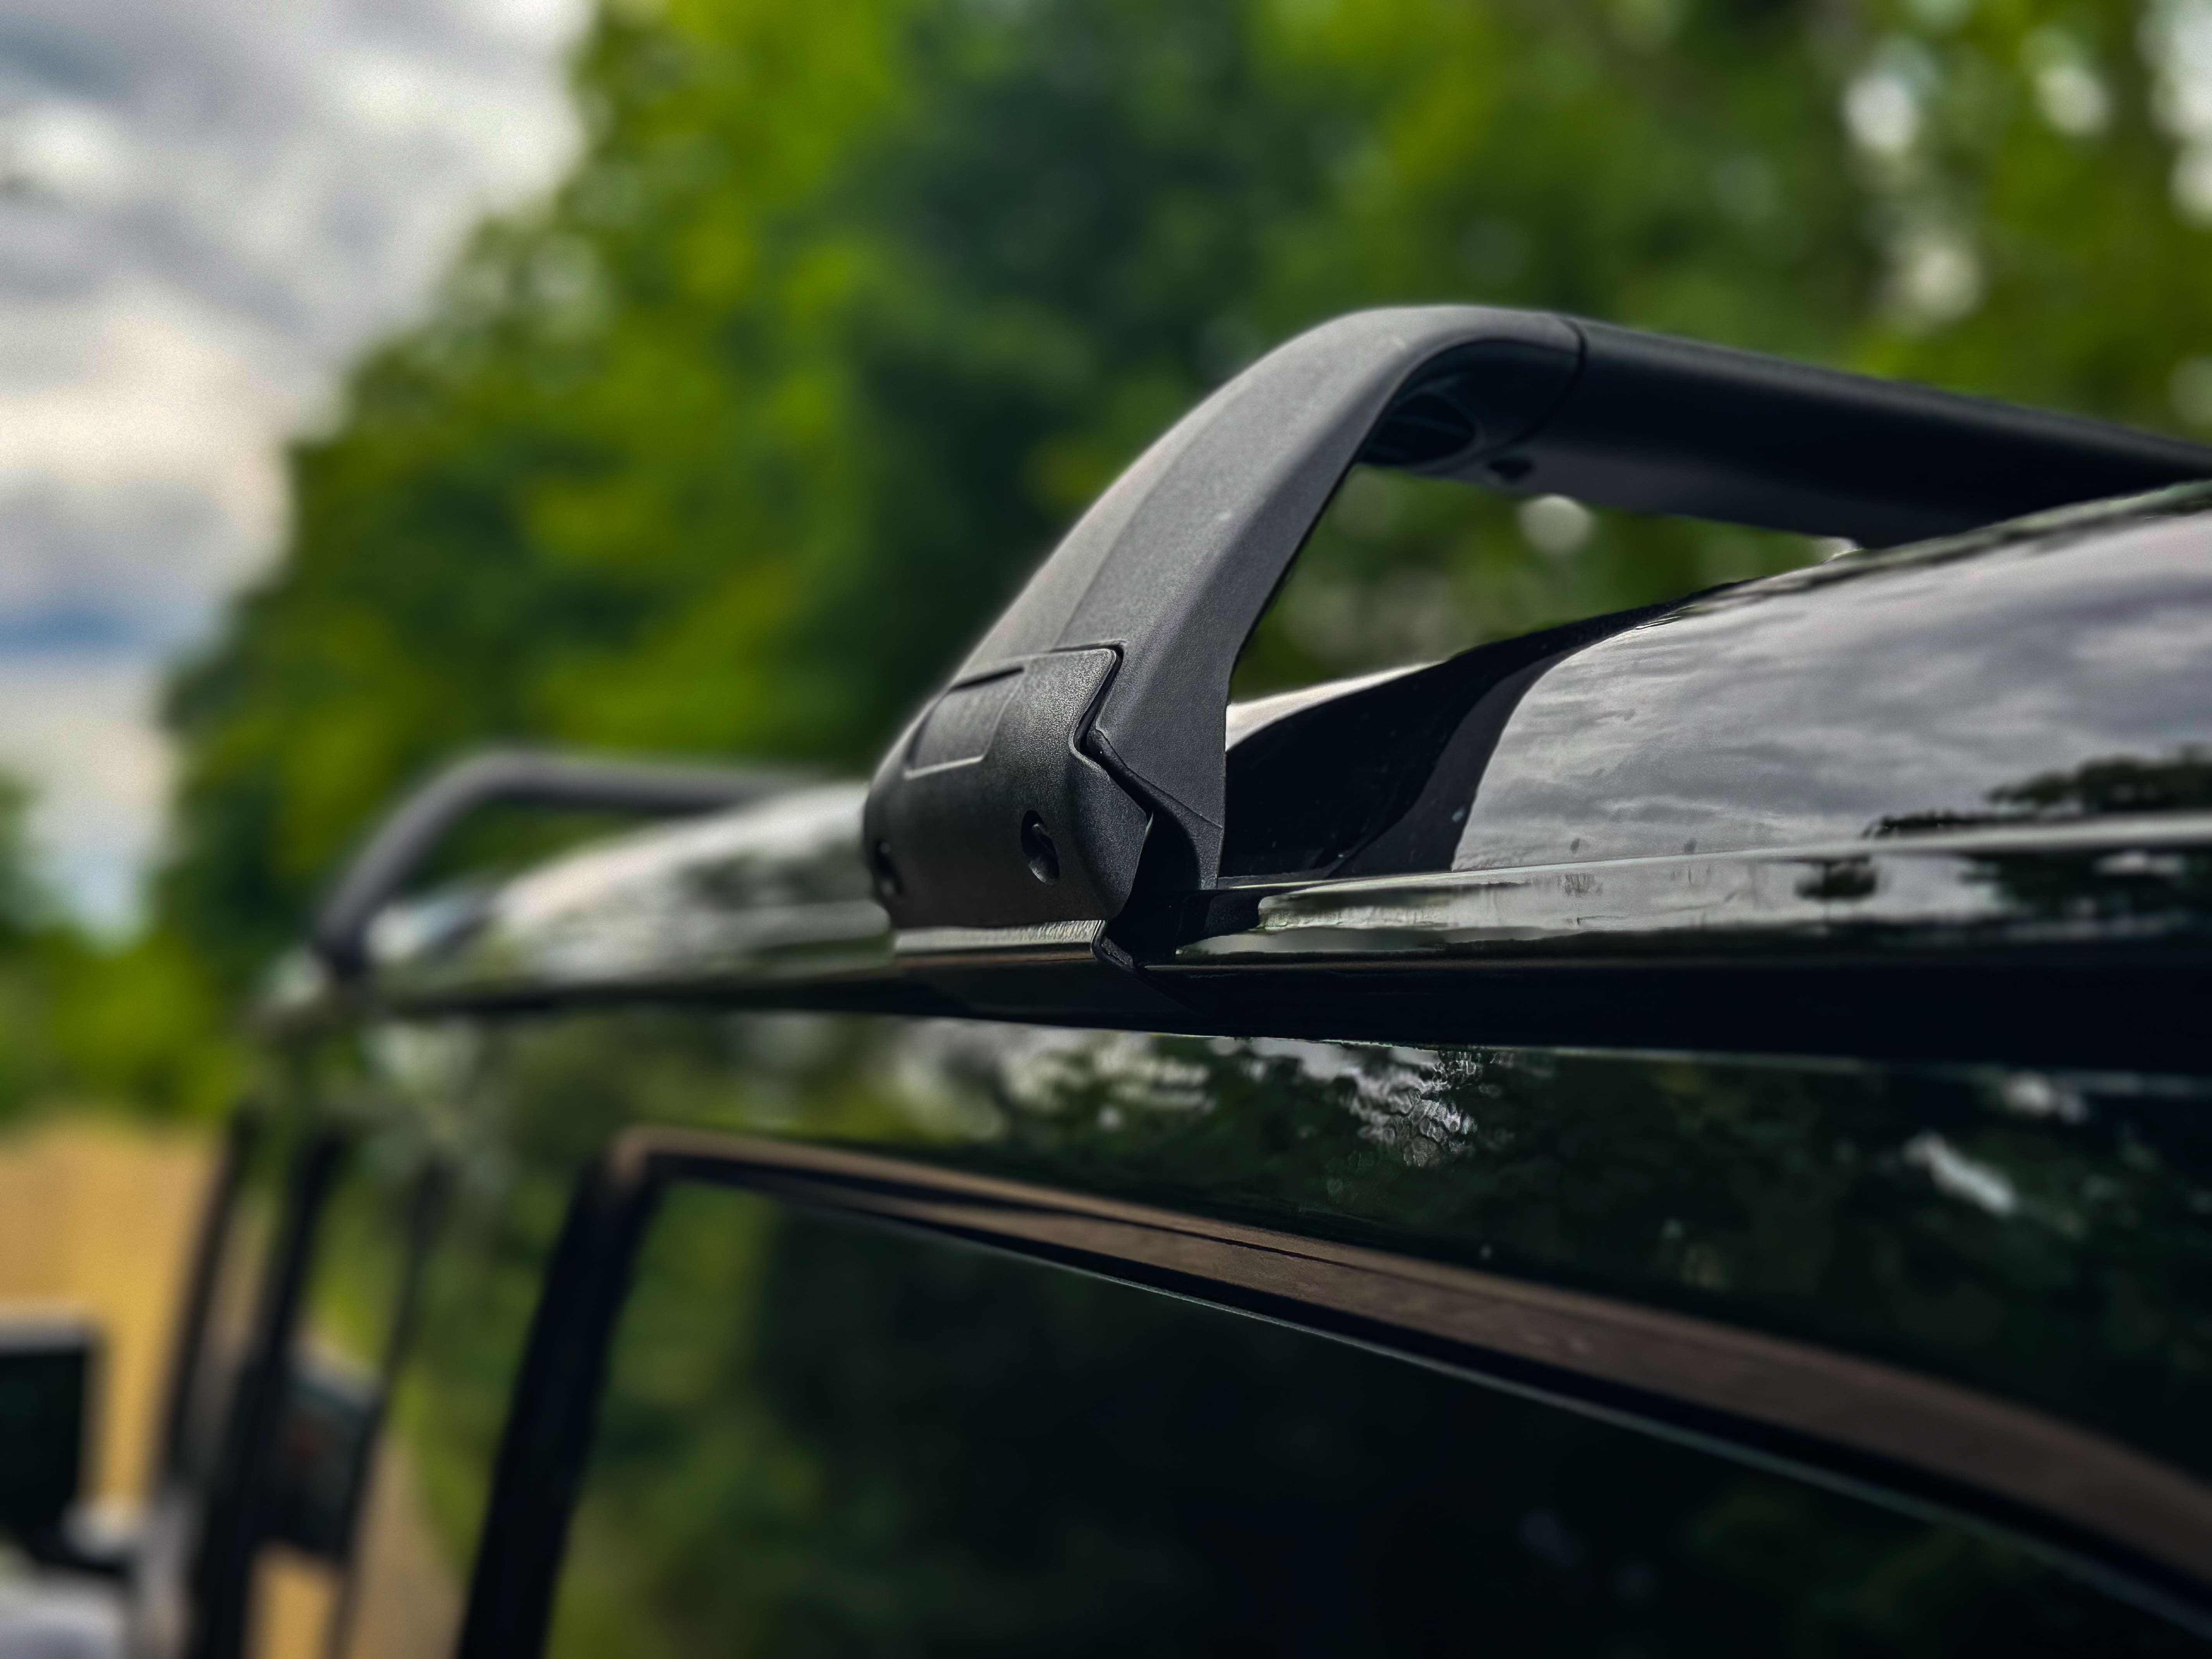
(9, 0), (2212, 1108)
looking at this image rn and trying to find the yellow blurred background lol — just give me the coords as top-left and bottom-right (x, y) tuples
(0, 1118), (352, 1659)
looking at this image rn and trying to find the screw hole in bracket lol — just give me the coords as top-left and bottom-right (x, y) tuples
(1019, 813), (1060, 884)
(869, 840), (904, 900)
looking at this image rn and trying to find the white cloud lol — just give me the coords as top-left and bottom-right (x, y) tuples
(0, 0), (590, 924)
(3, 101), (141, 204)
(0, 280), (291, 639)
(0, 654), (171, 932)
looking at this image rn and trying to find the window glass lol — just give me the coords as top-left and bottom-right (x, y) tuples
(319, 1139), (462, 1659)
(249, 1135), (454, 1659)
(122, 1116), (302, 1659)
(548, 1183), (2193, 1658)
(164, 1121), (276, 1502)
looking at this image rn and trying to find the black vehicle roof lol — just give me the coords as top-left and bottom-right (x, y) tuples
(274, 483), (2212, 1069)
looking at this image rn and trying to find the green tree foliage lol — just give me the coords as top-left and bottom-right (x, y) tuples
(0, 776), (239, 1119)
(159, 0), (2212, 987)
(0, 776), (43, 943)
(0, 776), (54, 1114)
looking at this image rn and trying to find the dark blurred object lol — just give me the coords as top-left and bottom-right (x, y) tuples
(265, 1353), (378, 1563)
(0, 1318), (93, 1542)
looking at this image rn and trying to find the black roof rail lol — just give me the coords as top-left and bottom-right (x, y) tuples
(312, 749), (795, 979)
(863, 306), (2212, 935)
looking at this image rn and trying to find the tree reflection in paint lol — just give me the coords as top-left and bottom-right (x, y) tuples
(548, 1186), (2190, 1659)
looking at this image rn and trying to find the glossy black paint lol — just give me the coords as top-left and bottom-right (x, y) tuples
(274, 488), (2212, 1057)
(1156, 958), (2212, 1068)
(261, 483), (2212, 1650)
(1220, 598), (1674, 878)
(465, 1129), (2212, 1653)
(390, 1007), (2212, 1511)
(1298, 487), (2212, 879)
(858, 1027), (2212, 1496)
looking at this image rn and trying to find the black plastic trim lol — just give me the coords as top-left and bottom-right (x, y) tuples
(863, 306), (2212, 936)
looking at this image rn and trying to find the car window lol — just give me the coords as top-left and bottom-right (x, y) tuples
(166, 1123), (279, 1504)
(542, 1181), (2192, 1659)
(133, 1118), (306, 1659)
(247, 1138), (452, 1659)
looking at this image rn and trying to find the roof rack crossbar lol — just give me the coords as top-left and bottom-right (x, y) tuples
(863, 306), (2212, 932)
(312, 749), (793, 977)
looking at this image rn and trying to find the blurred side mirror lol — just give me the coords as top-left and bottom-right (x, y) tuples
(267, 1352), (379, 1562)
(0, 1317), (96, 1545)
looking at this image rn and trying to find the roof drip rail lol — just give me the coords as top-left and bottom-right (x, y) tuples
(862, 306), (2212, 937)
(311, 749), (796, 979)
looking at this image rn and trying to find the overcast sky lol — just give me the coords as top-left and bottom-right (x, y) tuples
(0, 0), (588, 928)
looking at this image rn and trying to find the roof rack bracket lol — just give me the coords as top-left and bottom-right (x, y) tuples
(864, 304), (2212, 933)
